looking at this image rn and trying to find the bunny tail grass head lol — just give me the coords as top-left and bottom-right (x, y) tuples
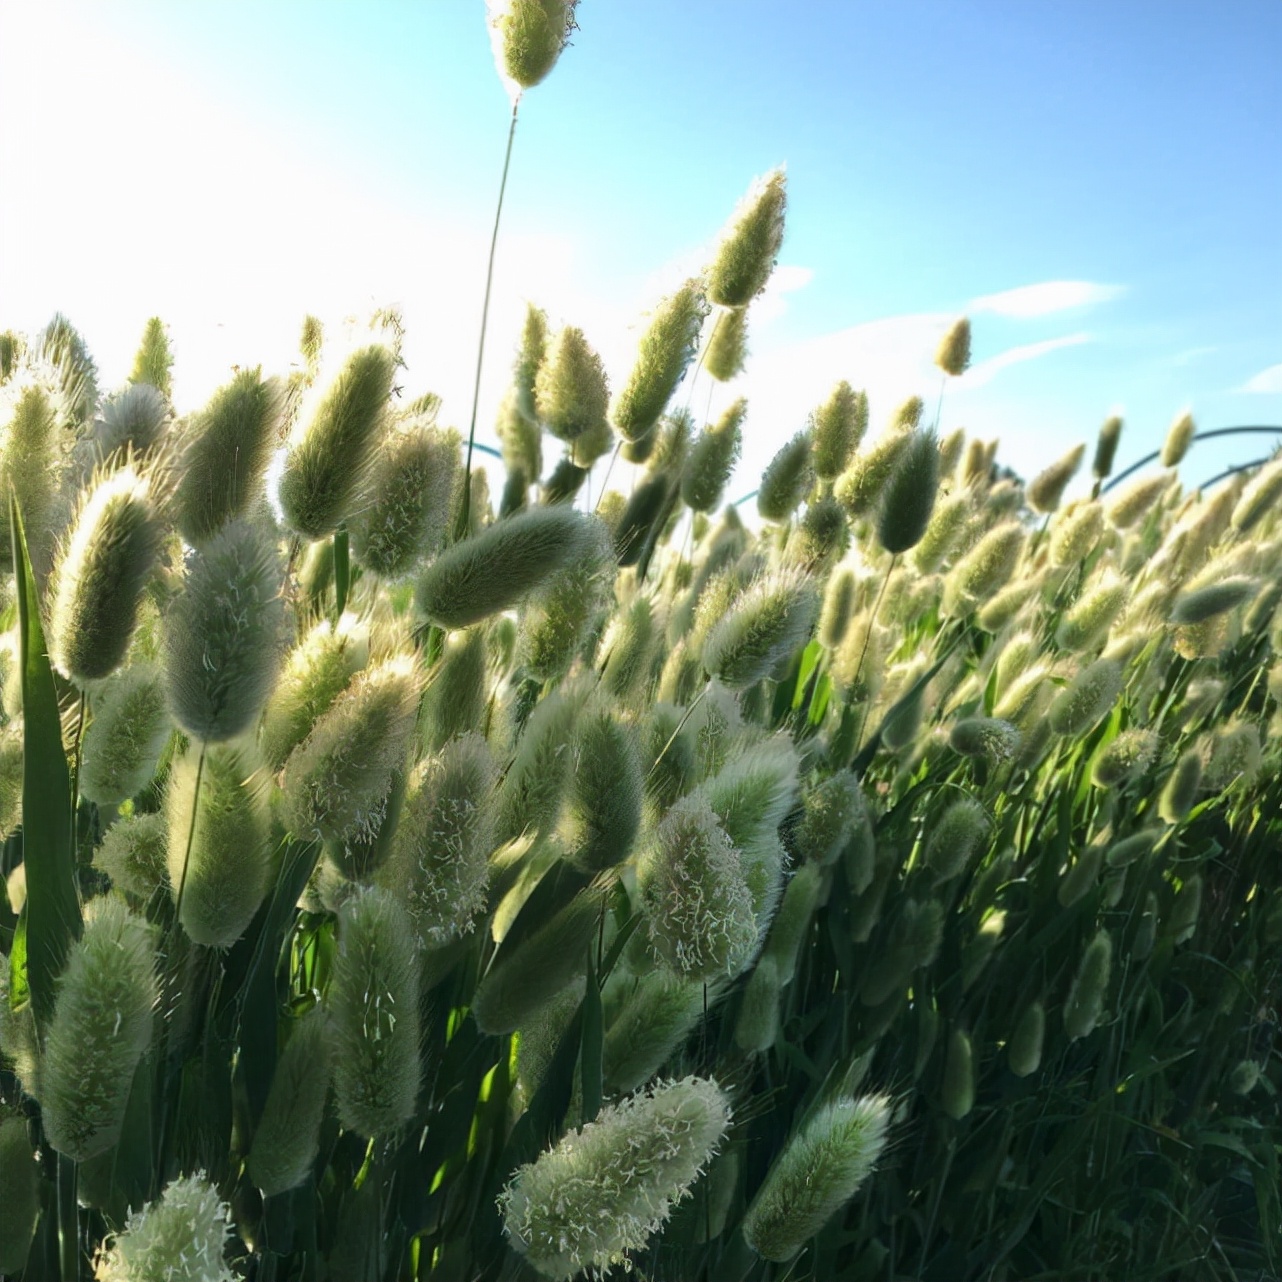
(941, 1028), (976, 1119)
(935, 317), (972, 377)
(175, 368), (285, 542)
(681, 398), (745, 513)
(1160, 748), (1203, 823)
(613, 279), (709, 443)
(41, 896), (157, 1161)
(79, 663), (172, 806)
(1008, 1001), (1045, 1077)
(279, 344), (396, 540)
(811, 381), (864, 479)
(128, 316), (173, 398)
(708, 168), (787, 308)
(487, 0), (579, 94)
(95, 1172), (234, 1282)
(638, 794), (757, 981)
(1026, 442), (1085, 514)
(92, 383), (170, 462)
(164, 518), (287, 742)
(703, 569), (819, 688)
(742, 1094), (892, 1263)
(819, 567), (856, 649)
(1092, 415), (1123, 480)
(93, 811), (169, 900)
(1049, 500), (1105, 567)
(49, 463), (161, 685)
(1107, 470), (1173, 530)
(416, 505), (603, 628)
(925, 797), (989, 884)
(1047, 656), (1123, 737)
(1161, 410), (1196, 467)
(1064, 928), (1112, 1040)
(944, 521), (1025, 614)
(603, 971), (708, 1094)
(1169, 576), (1257, 626)
(246, 1008), (333, 1196)
(1230, 456), (1282, 534)
(534, 325), (609, 445)
(380, 733), (495, 949)
(562, 708), (642, 871)
(878, 428), (940, 554)
(282, 656), (419, 849)
(328, 886), (421, 1138)
(500, 1075), (731, 1280)
(349, 422), (460, 579)
(757, 429), (813, 521)
(704, 304), (749, 382)
(167, 744), (272, 948)
(796, 771), (867, 868)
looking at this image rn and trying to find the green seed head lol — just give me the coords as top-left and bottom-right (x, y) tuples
(819, 567), (856, 649)
(877, 428), (940, 554)
(95, 1173), (234, 1282)
(734, 953), (782, 1053)
(1167, 872), (1203, 945)
(1056, 574), (1129, 651)
(128, 316), (174, 399)
(92, 382), (170, 462)
(604, 971), (708, 1094)
(1230, 456), (1282, 534)
(944, 521), (1025, 614)
(913, 492), (971, 573)
(703, 569), (819, 688)
(175, 368), (285, 542)
(1103, 829), (1157, 870)
(562, 707), (643, 871)
(1092, 415), (1123, 480)
(763, 861), (825, 985)
(796, 771), (867, 867)
(93, 811), (169, 901)
(707, 168), (787, 308)
(163, 517), (287, 742)
(328, 886), (422, 1138)
(534, 325), (609, 445)
(925, 798), (989, 884)
(80, 663), (172, 806)
(1160, 410), (1196, 467)
(1047, 657), (1123, 736)
(1008, 1001), (1045, 1077)
(500, 1075), (731, 1280)
(757, 429), (813, 522)
(279, 344), (396, 540)
(941, 1028), (976, 1120)
(1106, 470), (1173, 530)
(1064, 928), (1112, 1040)
(487, 0), (579, 93)
(681, 398), (745, 512)
(1049, 499), (1105, 567)
(49, 464), (161, 685)
(495, 686), (582, 843)
(1027, 443), (1085, 514)
(600, 593), (658, 703)
(742, 1094), (892, 1263)
(859, 897), (944, 1006)
(1228, 1059), (1262, 1095)
(41, 896), (157, 1161)
(1056, 842), (1105, 908)
(1169, 576), (1257, 626)
(834, 429), (911, 518)
(935, 317), (972, 377)
(1203, 720), (1261, 791)
(1159, 748), (1203, 823)
(613, 280), (709, 442)
(810, 381), (864, 478)
(949, 717), (1021, 762)
(704, 305), (749, 383)
(1090, 729), (1157, 788)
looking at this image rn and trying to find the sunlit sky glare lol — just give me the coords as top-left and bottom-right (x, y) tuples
(2, 0), (1280, 500)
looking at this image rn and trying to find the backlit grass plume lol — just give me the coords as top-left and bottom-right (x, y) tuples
(1230, 456), (1282, 534)
(604, 970), (707, 1094)
(682, 398), (745, 512)
(703, 569), (819, 688)
(175, 368), (285, 542)
(488, 0), (579, 94)
(79, 664), (171, 807)
(416, 505), (603, 628)
(1026, 443), (1085, 514)
(935, 317), (972, 377)
(1161, 410), (1196, 467)
(163, 517), (287, 742)
(328, 886), (422, 1138)
(834, 430), (911, 518)
(562, 708), (642, 871)
(94, 1172), (234, 1282)
(41, 896), (157, 1160)
(704, 304), (748, 382)
(500, 1075), (731, 1280)
(535, 326), (609, 450)
(796, 771), (867, 867)
(1107, 470), (1172, 530)
(925, 797), (989, 883)
(93, 811), (168, 900)
(279, 344), (396, 540)
(742, 1093), (892, 1263)
(90, 383), (169, 462)
(757, 429), (812, 521)
(48, 463), (160, 685)
(167, 744), (272, 948)
(1092, 415), (1123, 481)
(612, 280), (709, 442)
(878, 428), (940, 554)
(811, 381), (864, 478)
(1047, 657), (1123, 736)
(1064, 928), (1112, 1040)
(1169, 576), (1257, 625)
(708, 168), (787, 308)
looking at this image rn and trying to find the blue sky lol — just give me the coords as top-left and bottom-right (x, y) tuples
(1, 0), (1278, 497)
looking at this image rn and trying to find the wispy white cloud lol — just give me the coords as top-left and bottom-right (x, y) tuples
(958, 334), (1092, 388)
(970, 281), (1123, 318)
(1240, 363), (1282, 394)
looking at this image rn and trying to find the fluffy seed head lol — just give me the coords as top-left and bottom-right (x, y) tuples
(163, 518), (287, 742)
(925, 798), (989, 883)
(1049, 500), (1105, 567)
(941, 1028), (976, 1120)
(834, 430), (911, 518)
(1161, 410), (1196, 467)
(91, 383), (169, 461)
(1047, 657), (1123, 736)
(1091, 729), (1158, 787)
(742, 1094), (892, 1262)
(681, 399), (745, 512)
(175, 368), (285, 542)
(859, 897), (944, 1006)
(1169, 576), (1257, 626)
(1092, 415), (1123, 480)
(912, 492), (971, 574)
(80, 664), (172, 806)
(949, 717), (1021, 762)
(1231, 456), (1282, 534)
(945, 521), (1025, 612)
(1159, 749), (1203, 823)
(41, 896), (157, 1160)
(1064, 929), (1112, 1040)
(534, 325), (609, 445)
(495, 687), (582, 843)
(703, 570), (819, 688)
(1056, 575), (1129, 651)
(328, 886), (421, 1138)
(417, 506), (604, 628)
(819, 567), (856, 649)
(278, 344), (395, 539)
(1008, 1001), (1045, 1077)
(604, 971), (707, 1094)
(1027, 443), (1085, 514)
(93, 811), (169, 900)
(796, 772), (866, 867)
(487, 0), (578, 94)
(704, 304), (749, 383)
(1203, 721), (1261, 791)
(757, 430), (813, 522)
(1103, 830), (1156, 870)
(500, 1075), (731, 1280)
(1168, 873), (1202, 944)
(563, 706), (643, 871)
(810, 381), (864, 478)
(935, 316), (972, 377)
(600, 594), (657, 703)
(877, 428), (940, 554)
(734, 953), (782, 1053)
(94, 1172), (234, 1282)
(49, 465), (160, 685)
(763, 861), (824, 985)
(1107, 470), (1173, 530)
(128, 316), (173, 399)
(707, 169), (787, 308)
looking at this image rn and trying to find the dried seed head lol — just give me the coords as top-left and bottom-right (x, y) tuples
(1064, 929), (1112, 1040)
(613, 280), (709, 442)
(639, 795), (757, 980)
(279, 344), (396, 540)
(877, 428), (940, 554)
(246, 1008), (333, 1196)
(534, 325), (609, 445)
(1027, 443), (1085, 514)
(1106, 470), (1173, 530)
(925, 798), (989, 883)
(605, 971), (708, 1094)
(1092, 415), (1123, 480)
(282, 657), (419, 848)
(1049, 500), (1105, 567)
(1159, 749), (1203, 823)
(349, 423), (460, 579)
(80, 664), (172, 806)
(707, 169), (787, 308)
(704, 304), (749, 382)
(757, 429), (813, 522)
(1008, 1002), (1045, 1077)
(1160, 410), (1196, 467)
(41, 896), (157, 1160)
(49, 465), (161, 685)
(93, 811), (169, 900)
(703, 570), (819, 688)
(1047, 657), (1123, 736)
(941, 1028), (975, 1119)
(742, 1094), (891, 1262)
(810, 381), (864, 479)
(94, 1172), (234, 1282)
(1169, 576), (1257, 626)
(417, 506), (605, 628)
(681, 398), (745, 512)
(562, 708), (643, 871)
(175, 369), (285, 542)
(163, 518), (287, 742)
(500, 1075), (731, 1280)
(935, 317), (972, 377)
(487, 0), (578, 94)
